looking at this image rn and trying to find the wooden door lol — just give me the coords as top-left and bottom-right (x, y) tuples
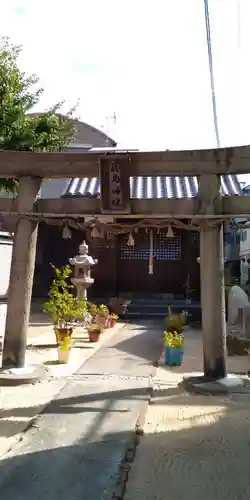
(117, 229), (185, 294)
(153, 230), (184, 294)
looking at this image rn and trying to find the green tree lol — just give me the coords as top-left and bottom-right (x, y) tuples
(0, 38), (77, 370)
(0, 37), (77, 193)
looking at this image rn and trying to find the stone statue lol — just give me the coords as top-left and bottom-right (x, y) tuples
(227, 285), (249, 331)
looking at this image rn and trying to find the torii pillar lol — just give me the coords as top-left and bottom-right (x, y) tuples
(199, 221), (227, 379)
(2, 176), (41, 369)
(198, 174), (227, 380)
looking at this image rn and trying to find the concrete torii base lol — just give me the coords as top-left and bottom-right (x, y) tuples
(182, 372), (250, 395)
(0, 364), (48, 386)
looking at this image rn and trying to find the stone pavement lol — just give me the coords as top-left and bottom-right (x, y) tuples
(0, 321), (163, 500)
(0, 315), (125, 458)
(124, 328), (250, 500)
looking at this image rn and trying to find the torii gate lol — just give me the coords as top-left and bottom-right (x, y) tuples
(0, 146), (249, 379)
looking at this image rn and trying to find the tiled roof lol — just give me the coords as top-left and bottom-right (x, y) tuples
(63, 174), (242, 199)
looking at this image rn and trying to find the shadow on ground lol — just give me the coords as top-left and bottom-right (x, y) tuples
(0, 386), (149, 424)
(0, 320), (163, 441)
(0, 382), (249, 436)
(1, 383), (249, 421)
(26, 344), (57, 350)
(0, 394), (250, 499)
(113, 320), (163, 362)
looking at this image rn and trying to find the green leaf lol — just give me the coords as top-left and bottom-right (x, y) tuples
(0, 37), (77, 193)
(164, 331), (184, 348)
(43, 265), (87, 329)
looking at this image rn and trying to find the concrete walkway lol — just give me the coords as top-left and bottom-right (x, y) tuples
(0, 317), (125, 457)
(0, 321), (162, 500)
(124, 328), (250, 500)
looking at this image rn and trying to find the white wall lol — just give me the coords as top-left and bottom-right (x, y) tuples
(0, 235), (13, 298)
(240, 228), (250, 256)
(0, 234), (13, 339)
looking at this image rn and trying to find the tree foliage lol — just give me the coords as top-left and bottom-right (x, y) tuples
(0, 37), (77, 193)
(43, 265), (87, 330)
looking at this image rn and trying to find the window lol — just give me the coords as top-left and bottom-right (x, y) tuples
(225, 230), (242, 245)
(241, 230), (247, 242)
(120, 233), (182, 261)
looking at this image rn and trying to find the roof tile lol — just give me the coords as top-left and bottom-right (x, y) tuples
(63, 175), (242, 199)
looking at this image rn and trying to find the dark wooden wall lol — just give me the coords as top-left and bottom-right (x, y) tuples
(33, 223), (83, 298)
(88, 233), (117, 299)
(117, 228), (200, 297)
(33, 223), (200, 300)
(32, 223), (117, 299)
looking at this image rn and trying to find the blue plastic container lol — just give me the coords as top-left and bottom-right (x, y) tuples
(164, 346), (184, 366)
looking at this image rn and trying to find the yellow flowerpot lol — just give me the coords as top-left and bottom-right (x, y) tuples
(56, 330), (72, 364)
(55, 327), (73, 344)
(58, 345), (71, 363)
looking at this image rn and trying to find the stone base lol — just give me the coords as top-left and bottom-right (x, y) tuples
(182, 372), (250, 395)
(227, 334), (250, 356)
(0, 364), (48, 386)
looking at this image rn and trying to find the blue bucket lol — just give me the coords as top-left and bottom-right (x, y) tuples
(164, 346), (184, 366)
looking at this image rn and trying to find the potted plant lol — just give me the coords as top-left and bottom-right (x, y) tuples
(86, 323), (103, 342)
(165, 306), (187, 334)
(96, 304), (109, 328)
(109, 313), (118, 328)
(108, 297), (131, 316)
(87, 302), (98, 319)
(43, 265), (86, 363)
(164, 331), (184, 366)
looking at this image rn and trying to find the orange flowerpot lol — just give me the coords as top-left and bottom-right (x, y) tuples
(88, 330), (101, 342)
(96, 314), (109, 329)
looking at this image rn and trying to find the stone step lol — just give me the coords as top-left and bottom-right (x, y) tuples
(128, 303), (200, 310)
(90, 297), (201, 322)
(127, 309), (201, 323)
(127, 312), (166, 320)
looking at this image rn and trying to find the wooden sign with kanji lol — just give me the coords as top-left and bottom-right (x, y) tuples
(99, 155), (131, 214)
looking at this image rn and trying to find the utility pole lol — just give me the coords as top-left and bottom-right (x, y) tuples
(203, 0), (220, 148)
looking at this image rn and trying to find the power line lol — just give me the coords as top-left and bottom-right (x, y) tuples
(237, 0), (241, 50)
(204, 0), (220, 148)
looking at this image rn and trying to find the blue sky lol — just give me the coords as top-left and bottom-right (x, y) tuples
(1, 0), (250, 163)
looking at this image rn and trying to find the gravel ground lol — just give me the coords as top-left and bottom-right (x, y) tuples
(124, 328), (250, 500)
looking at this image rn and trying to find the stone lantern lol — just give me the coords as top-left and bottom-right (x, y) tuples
(69, 240), (98, 300)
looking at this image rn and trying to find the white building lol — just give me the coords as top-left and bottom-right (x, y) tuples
(240, 228), (250, 285)
(239, 185), (250, 286)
